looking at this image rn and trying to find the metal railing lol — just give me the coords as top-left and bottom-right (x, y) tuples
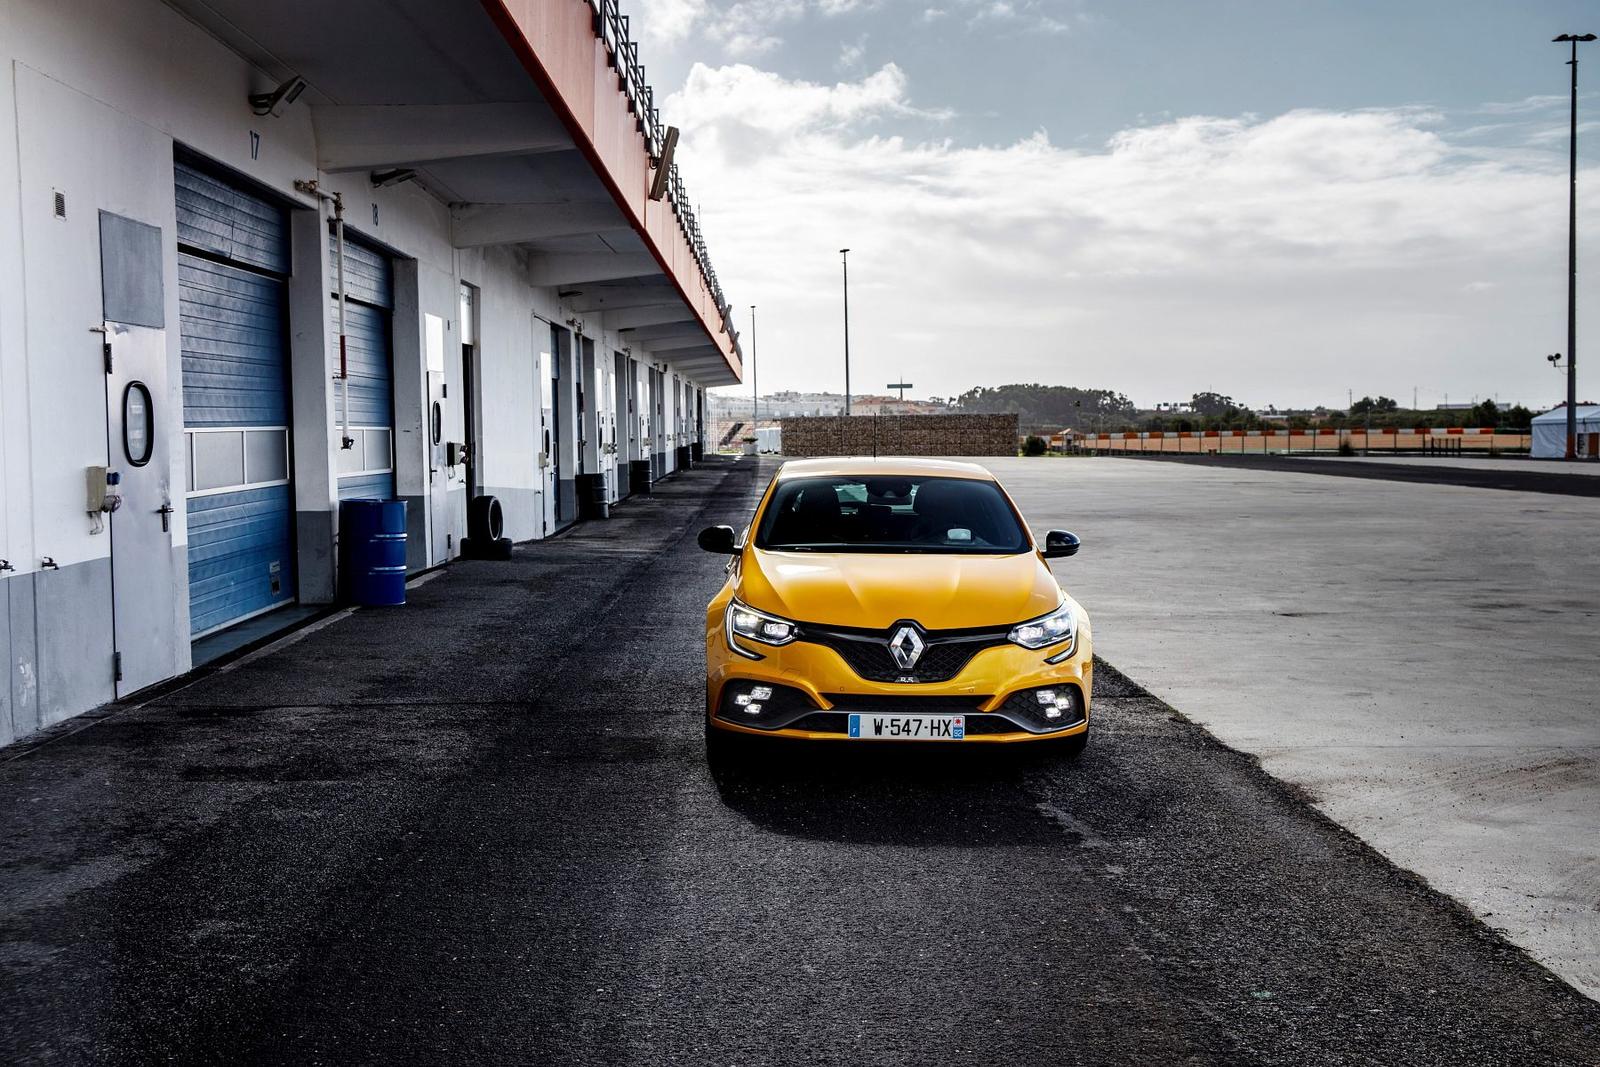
(587, 0), (731, 336)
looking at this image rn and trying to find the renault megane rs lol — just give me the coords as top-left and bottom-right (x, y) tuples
(699, 458), (1090, 755)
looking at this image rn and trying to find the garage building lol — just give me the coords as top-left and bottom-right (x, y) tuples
(0, 0), (744, 744)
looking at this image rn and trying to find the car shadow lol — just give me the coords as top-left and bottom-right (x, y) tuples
(706, 738), (1082, 847)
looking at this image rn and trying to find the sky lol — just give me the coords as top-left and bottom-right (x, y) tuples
(627, 0), (1600, 410)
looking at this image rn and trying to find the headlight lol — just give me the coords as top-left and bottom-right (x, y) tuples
(1008, 600), (1076, 653)
(726, 599), (799, 656)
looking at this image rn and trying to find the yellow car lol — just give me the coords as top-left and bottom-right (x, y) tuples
(699, 458), (1091, 756)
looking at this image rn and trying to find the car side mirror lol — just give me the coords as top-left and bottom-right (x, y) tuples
(697, 524), (739, 555)
(1042, 530), (1080, 559)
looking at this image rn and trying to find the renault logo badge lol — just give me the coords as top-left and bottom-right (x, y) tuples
(888, 625), (925, 670)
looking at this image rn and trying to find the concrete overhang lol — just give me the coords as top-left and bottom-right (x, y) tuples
(161, 0), (742, 386)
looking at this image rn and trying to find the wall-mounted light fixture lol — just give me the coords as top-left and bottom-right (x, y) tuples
(249, 76), (307, 117)
(648, 126), (680, 201)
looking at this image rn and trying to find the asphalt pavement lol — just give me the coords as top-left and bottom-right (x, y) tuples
(1, 456), (1597, 1066)
(989, 453), (1600, 999)
(1119, 451), (1600, 495)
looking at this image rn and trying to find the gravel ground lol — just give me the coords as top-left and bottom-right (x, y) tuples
(0, 457), (1596, 1066)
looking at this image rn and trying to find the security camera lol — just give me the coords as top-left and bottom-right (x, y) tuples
(249, 76), (307, 117)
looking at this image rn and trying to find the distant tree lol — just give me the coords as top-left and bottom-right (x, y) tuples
(1189, 391), (1238, 418)
(1468, 398), (1500, 428)
(1022, 435), (1048, 456)
(1501, 404), (1534, 431)
(956, 384), (1136, 433)
(1349, 395), (1399, 416)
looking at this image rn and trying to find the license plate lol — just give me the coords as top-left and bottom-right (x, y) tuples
(847, 714), (965, 740)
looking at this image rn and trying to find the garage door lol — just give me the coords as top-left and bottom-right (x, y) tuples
(332, 233), (394, 500)
(176, 160), (295, 636)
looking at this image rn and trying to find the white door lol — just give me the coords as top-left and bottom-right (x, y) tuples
(537, 342), (556, 537)
(425, 314), (451, 564)
(105, 323), (181, 695)
(598, 358), (616, 501)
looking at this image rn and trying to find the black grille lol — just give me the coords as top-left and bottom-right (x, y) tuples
(823, 694), (989, 713)
(964, 714), (1030, 735)
(787, 713), (850, 734)
(799, 622), (1010, 683)
(998, 685), (1086, 732)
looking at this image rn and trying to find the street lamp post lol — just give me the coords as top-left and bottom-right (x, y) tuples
(1556, 33), (1596, 459)
(840, 248), (852, 416)
(749, 305), (757, 431)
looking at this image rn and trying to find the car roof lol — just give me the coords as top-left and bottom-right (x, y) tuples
(774, 457), (997, 481)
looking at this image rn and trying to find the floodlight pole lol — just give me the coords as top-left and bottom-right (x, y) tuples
(1557, 33), (1596, 458)
(840, 248), (852, 416)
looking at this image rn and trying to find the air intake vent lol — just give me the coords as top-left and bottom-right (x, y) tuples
(53, 190), (66, 218)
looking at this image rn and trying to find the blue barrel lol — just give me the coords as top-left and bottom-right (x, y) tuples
(340, 499), (407, 606)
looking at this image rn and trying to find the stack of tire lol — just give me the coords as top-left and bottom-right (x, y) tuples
(460, 495), (513, 560)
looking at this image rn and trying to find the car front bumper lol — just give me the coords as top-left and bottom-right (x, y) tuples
(705, 613), (1093, 743)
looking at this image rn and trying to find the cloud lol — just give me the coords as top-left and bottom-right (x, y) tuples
(629, 0), (710, 50)
(954, 0), (1075, 34)
(631, 0), (878, 59)
(670, 62), (951, 135)
(837, 34), (868, 70)
(668, 63), (1585, 407)
(1474, 94), (1569, 117)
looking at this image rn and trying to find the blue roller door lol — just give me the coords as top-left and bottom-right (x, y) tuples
(331, 232), (394, 500)
(175, 162), (290, 275)
(176, 161), (295, 636)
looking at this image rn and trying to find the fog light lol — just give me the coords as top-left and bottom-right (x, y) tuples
(750, 685), (773, 700)
(744, 703), (763, 715)
(734, 694), (752, 706)
(1034, 687), (1075, 721)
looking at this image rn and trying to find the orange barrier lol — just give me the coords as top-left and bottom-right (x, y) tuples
(1060, 429), (1530, 454)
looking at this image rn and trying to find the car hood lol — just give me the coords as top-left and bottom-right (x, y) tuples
(739, 548), (1062, 631)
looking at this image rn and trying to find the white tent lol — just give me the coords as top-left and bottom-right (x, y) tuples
(1531, 404), (1600, 458)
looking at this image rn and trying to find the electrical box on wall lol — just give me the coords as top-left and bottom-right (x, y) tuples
(86, 466), (122, 534)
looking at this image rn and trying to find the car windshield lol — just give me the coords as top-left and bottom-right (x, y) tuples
(755, 475), (1031, 554)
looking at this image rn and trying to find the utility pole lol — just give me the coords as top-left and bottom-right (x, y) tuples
(1557, 33), (1596, 458)
(840, 248), (852, 416)
(749, 305), (757, 429)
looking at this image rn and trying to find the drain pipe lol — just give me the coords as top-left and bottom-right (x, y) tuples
(293, 179), (354, 451)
